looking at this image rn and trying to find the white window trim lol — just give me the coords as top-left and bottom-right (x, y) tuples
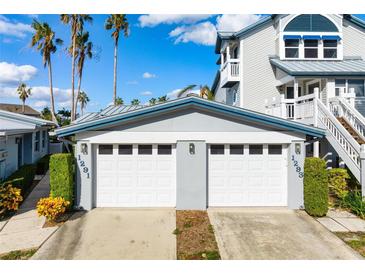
(335, 79), (365, 97)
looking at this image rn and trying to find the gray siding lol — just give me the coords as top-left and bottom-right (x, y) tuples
(241, 24), (279, 113)
(343, 21), (365, 60)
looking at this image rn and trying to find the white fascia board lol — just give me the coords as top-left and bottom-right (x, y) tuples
(76, 131), (305, 144)
(275, 75), (295, 86)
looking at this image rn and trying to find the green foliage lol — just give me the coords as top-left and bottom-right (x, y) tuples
(36, 154), (50, 175)
(328, 168), (350, 200)
(49, 153), (74, 207)
(341, 191), (365, 219)
(3, 165), (36, 194)
(304, 157), (328, 217)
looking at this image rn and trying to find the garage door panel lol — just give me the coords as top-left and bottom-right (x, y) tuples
(117, 160), (134, 171)
(209, 144), (287, 207)
(137, 160), (154, 171)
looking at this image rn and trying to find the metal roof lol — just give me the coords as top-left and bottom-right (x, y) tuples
(73, 104), (147, 124)
(270, 58), (365, 76)
(55, 96), (326, 138)
(0, 109), (56, 128)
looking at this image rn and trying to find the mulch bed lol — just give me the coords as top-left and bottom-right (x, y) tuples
(335, 232), (365, 257)
(43, 212), (74, 228)
(175, 210), (220, 260)
(0, 249), (37, 260)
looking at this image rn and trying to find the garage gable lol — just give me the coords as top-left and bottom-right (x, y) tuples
(55, 96), (325, 138)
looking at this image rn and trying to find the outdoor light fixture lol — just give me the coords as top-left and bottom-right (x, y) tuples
(81, 143), (88, 155)
(295, 143), (301, 155)
(189, 143), (195, 155)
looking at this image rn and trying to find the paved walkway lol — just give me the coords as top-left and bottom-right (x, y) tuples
(317, 208), (365, 232)
(0, 172), (58, 255)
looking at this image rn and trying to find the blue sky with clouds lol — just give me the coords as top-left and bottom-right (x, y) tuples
(1, 14), (365, 113)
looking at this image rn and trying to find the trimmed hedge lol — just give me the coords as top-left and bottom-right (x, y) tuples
(50, 153), (74, 207)
(3, 165), (36, 194)
(328, 168), (350, 200)
(304, 157), (328, 217)
(36, 154), (50, 175)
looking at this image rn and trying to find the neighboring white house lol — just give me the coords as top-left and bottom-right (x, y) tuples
(0, 110), (55, 180)
(212, 14), (365, 194)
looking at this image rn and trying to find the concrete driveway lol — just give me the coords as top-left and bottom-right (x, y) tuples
(32, 208), (176, 260)
(208, 208), (361, 260)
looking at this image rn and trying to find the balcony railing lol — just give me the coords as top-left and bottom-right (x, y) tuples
(220, 59), (240, 88)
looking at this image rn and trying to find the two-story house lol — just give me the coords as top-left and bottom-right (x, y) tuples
(212, 14), (365, 193)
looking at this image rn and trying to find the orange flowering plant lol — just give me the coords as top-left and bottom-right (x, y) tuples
(36, 197), (70, 221)
(0, 184), (23, 214)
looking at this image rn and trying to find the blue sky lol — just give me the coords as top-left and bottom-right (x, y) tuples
(1, 14), (365, 113)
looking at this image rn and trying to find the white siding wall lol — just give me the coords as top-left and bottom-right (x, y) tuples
(240, 24), (279, 113)
(5, 136), (18, 177)
(343, 21), (365, 59)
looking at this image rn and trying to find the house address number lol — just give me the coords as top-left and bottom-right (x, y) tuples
(291, 155), (304, 178)
(77, 155), (90, 179)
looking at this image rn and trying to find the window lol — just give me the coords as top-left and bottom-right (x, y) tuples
(286, 87), (294, 99)
(210, 145), (224, 155)
(118, 145), (132, 155)
(138, 145), (152, 155)
(335, 79), (346, 96)
(285, 39), (299, 58)
(233, 90), (238, 104)
(42, 130), (46, 148)
(34, 131), (40, 152)
(230, 145), (244, 155)
(158, 145), (172, 155)
(249, 145), (263, 155)
(268, 145), (282, 155)
(304, 40), (318, 58)
(99, 144), (113, 155)
(348, 80), (365, 97)
(323, 40), (337, 58)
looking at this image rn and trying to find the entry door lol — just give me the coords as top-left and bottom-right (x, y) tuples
(208, 144), (288, 207)
(96, 144), (176, 207)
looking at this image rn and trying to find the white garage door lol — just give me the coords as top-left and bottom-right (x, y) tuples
(209, 144), (288, 206)
(96, 144), (176, 207)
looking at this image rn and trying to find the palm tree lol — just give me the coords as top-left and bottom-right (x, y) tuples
(158, 95), (168, 103)
(77, 91), (89, 116)
(17, 83), (31, 113)
(131, 99), (140, 105)
(41, 107), (52, 121)
(105, 14), (129, 105)
(70, 31), (93, 116)
(177, 84), (215, 100)
(30, 20), (63, 123)
(115, 97), (124, 105)
(149, 98), (157, 105)
(60, 14), (93, 121)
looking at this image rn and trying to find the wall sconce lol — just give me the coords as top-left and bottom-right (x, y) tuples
(189, 143), (195, 155)
(81, 143), (88, 155)
(295, 143), (301, 155)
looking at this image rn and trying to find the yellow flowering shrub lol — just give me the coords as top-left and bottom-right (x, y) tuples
(0, 184), (23, 214)
(36, 197), (70, 221)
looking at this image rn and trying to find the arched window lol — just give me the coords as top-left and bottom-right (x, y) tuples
(284, 15), (338, 32)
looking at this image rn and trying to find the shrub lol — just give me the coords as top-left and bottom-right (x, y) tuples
(0, 184), (23, 214)
(328, 168), (350, 200)
(4, 165), (36, 194)
(37, 197), (70, 221)
(304, 157), (328, 217)
(36, 154), (50, 175)
(341, 191), (365, 219)
(50, 153), (74, 206)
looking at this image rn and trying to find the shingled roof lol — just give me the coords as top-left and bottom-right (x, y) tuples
(0, 103), (40, 117)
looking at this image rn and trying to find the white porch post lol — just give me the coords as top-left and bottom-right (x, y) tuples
(280, 94), (286, 119)
(313, 88), (320, 158)
(226, 45), (231, 61)
(360, 144), (365, 198)
(293, 79), (298, 121)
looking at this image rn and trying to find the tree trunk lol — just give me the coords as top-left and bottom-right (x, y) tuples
(48, 59), (58, 125)
(22, 100), (25, 113)
(113, 38), (118, 105)
(75, 70), (82, 119)
(71, 30), (76, 121)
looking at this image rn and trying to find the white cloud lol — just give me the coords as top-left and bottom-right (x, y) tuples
(0, 62), (37, 84)
(140, 91), (152, 96)
(0, 16), (33, 38)
(138, 14), (211, 27)
(169, 21), (217, 46)
(167, 88), (200, 100)
(142, 72), (156, 79)
(216, 14), (263, 32)
(33, 100), (48, 108)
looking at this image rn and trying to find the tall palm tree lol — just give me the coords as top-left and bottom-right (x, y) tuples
(149, 98), (157, 105)
(77, 91), (89, 116)
(60, 14), (93, 121)
(158, 95), (168, 103)
(17, 83), (31, 113)
(177, 84), (215, 100)
(131, 99), (140, 105)
(105, 14), (129, 105)
(115, 97), (124, 105)
(30, 20), (63, 123)
(70, 31), (93, 116)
